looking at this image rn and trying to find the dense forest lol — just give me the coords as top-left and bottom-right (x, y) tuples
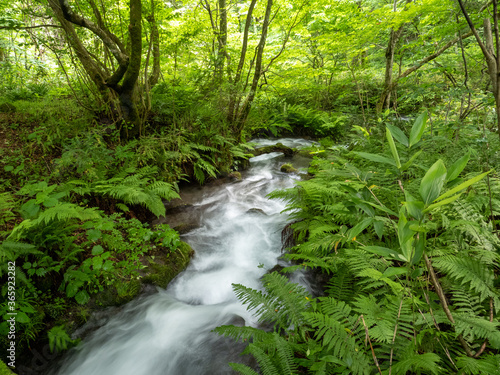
(1, 0), (500, 374)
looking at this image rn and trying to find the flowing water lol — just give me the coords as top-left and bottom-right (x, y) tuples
(50, 138), (315, 375)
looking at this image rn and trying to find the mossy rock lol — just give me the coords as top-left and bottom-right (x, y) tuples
(141, 241), (193, 288)
(228, 171), (242, 180)
(0, 103), (16, 113)
(253, 143), (295, 157)
(297, 149), (314, 158)
(280, 163), (297, 173)
(91, 279), (143, 308)
(0, 359), (14, 375)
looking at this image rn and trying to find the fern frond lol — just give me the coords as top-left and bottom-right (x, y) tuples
(303, 310), (371, 374)
(454, 313), (500, 348)
(456, 354), (500, 375)
(8, 204), (101, 240)
(213, 325), (271, 343)
(247, 343), (282, 375)
(433, 256), (497, 302)
(228, 363), (260, 375)
(233, 272), (311, 334)
(0, 241), (42, 262)
(390, 352), (441, 375)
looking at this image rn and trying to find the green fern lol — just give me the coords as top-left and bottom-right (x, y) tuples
(456, 354), (500, 375)
(433, 256), (498, 302)
(232, 272), (311, 335)
(390, 352), (442, 375)
(8, 203), (101, 240)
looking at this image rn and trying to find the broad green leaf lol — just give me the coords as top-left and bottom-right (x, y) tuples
(347, 217), (373, 241)
(75, 290), (90, 305)
(362, 200), (398, 216)
(66, 282), (81, 298)
(86, 229), (102, 242)
(353, 151), (396, 166)
(411, 234), (425, 265)
(383, 267), (408, 278)
(400, 150), (422, 172)
(92, 245), (104, 255)
(20, 199), (40, 219)
(43, 197), (58, 208)
(386, 124), (409, 147)
(436, 171), (491, 202)
(423, 194), (462, 213)
(398, 210), (413, 246)
(404, 192), (424, 221)
(16, 312), (30, 324)
(363, 246), (408, 262)
(92, 256), (103, 270)
(409, 111), (427, 147)
(419, 159), (447, 205)
(386, 127), (401, 168)
(373, 220), (384, 238)
(447, 152), (470, 182)
(398, 211), (415, 261)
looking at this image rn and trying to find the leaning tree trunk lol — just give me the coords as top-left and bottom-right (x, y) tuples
(47, 0), (144, 139)
(457, 0), (500, 141)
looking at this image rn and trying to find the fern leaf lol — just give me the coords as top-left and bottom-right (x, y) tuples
(390, 352), (441, 375)
(433, 256), (497, 302)
(228, 363), (260, 375)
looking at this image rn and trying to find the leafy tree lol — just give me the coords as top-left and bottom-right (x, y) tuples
(45, 0), (160, 138)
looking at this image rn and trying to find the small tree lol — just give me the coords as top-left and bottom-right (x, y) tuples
(457, 0), (500, 141)
(47, 0), (160, 138)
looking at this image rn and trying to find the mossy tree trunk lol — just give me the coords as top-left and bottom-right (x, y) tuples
(47, 0), (156, 139)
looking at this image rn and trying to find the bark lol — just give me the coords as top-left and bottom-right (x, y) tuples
(376, 26), (405, 113)
(376, 31), (473, 113)
(217, 0), (228, 81)
(119, 0), (142, 138)
(457, 0), (500, 140)
(226, 0), (257, 124)
(234, 0), (273, 137)
(147, 0), (160, 88)
(47, 0), (147, 138)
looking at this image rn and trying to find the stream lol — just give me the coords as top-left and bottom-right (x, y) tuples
(49, 138), (315, 375)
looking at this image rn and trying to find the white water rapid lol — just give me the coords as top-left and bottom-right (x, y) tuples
(50, 138), (315, 375)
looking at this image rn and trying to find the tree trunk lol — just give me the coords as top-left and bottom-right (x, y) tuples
(376, 26), (405, 114)
(457, 0), (500, 141)
(226, 0), (257, 124)
(217, 0), (228, 82)
(233, 0), (273, 138)
(47, 0), (146, 139)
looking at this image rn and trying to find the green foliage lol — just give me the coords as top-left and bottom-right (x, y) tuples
(220, 118), (500, 374)
(48, 325), (78, 352)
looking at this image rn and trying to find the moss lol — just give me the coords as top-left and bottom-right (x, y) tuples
(297, 149), (314, 158)
(0, 359), (14, 375)
(252, 143), (295, 157)
(141, 241), (193, 288)
(280, 163), (297, 173)
(228, 171), (242, 180)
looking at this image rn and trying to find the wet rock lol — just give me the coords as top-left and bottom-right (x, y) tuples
(246, 208), (267, 215)
(267, 264), (285, 274)
(155, 203), (202, 234)
(252, 142), (295, 157)
(228, 171), (242, 181)
(280, 163), (297, 173)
